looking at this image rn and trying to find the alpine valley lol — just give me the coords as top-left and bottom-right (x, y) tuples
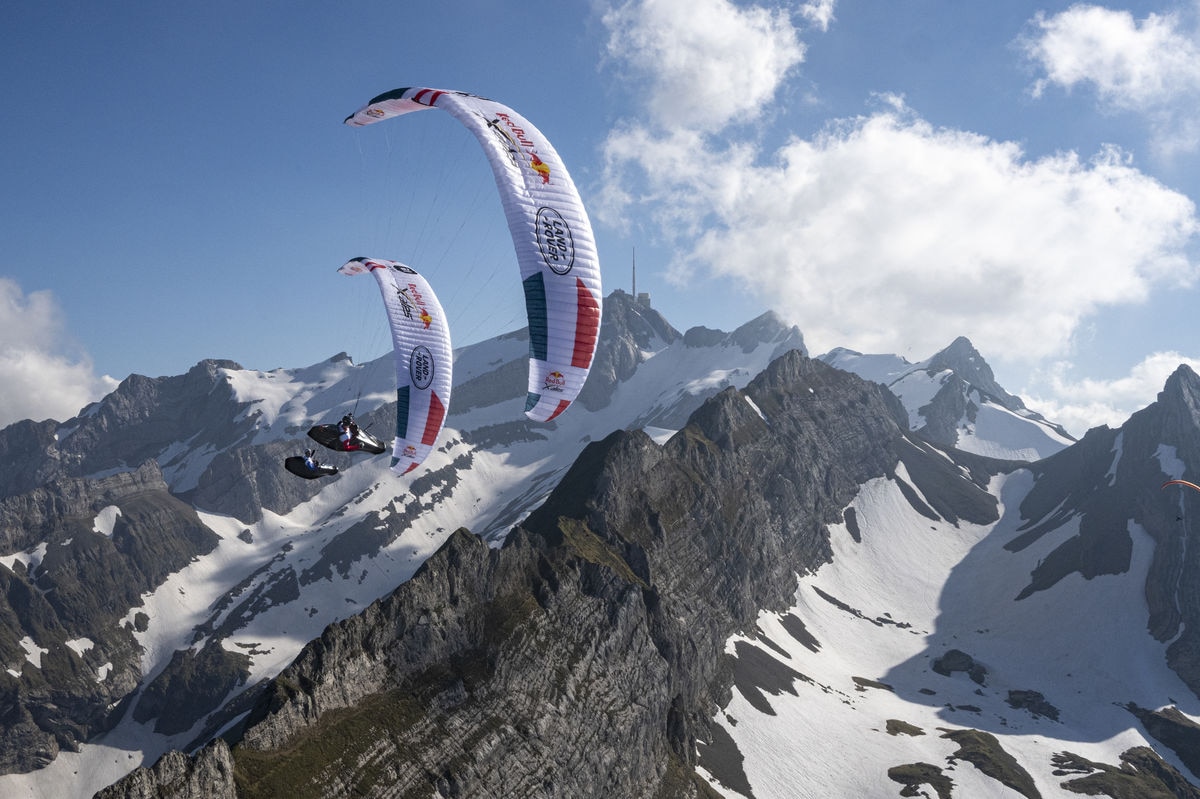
(4, 290), (1200, 799)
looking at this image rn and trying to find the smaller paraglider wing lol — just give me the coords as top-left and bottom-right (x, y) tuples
(307, 424), (387, 455)
(1162, 479), (1200, 493)
(284, 456), (339, 480)
(339, 257), (453, 475)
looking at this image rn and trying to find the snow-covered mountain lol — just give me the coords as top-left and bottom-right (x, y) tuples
(705, 367), (1200, 797)
(2, 290), (1195, 799)
(822, 336), (1074, 461)
(0, 291), (809, 796)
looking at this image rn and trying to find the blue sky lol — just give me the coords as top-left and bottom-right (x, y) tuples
(4, 0), (1200, 437)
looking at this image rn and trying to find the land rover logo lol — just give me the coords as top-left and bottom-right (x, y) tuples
(409, 345), (434, 390)
(536, 207), (575, 275)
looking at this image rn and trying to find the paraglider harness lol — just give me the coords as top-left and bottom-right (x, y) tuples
(339, 414), (361, 451)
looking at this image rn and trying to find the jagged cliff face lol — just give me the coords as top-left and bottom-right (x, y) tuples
(96, 362), (1200, 799)
(0, 462), (217, 773)
(104, 351), (919, 799)
(12, 291), (1200, 798)
(0, 292), (820, 793)
(1012, 366), (1200, 695)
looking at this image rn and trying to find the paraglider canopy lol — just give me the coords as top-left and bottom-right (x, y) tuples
(339, 257), (453, 475)
(1163, 479), (1200, 493)
(345, 87), (602, 423)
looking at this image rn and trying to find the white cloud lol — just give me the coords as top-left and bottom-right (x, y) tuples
(1022, 4), (1200, 155)
(799, 0), (836, 33)
(1025, 351), (1200, 436)
(599, 0), (1200, 438)
(604, 97), (1200, 363)
(0, 278), (118, 427)
(603, 0), (807, 129)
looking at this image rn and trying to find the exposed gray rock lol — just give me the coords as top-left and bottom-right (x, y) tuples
(1007, 689), (1059, 721)
(932, 648), (988, 685)
(1127, 702), (1200, 782)
(1053, 746), (1200, 798)
(133, 639), (251, 736)
(578, 290), (682, 413)
(1007, 366), (1200, 696)
(0, 461), (217, 774)
(99, 351), (950, 798)
(94, 739), (236, 799)
(915, 336), (1071, 448)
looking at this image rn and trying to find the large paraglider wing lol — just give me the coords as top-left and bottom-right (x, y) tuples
(339, 258), (453, 475)
(345, 88), (601, 423)
(1162, 479), (1200, 493)
(284, 456), (339, 480)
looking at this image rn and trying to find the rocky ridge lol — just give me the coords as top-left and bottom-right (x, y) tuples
(98, 350), (1002, 798)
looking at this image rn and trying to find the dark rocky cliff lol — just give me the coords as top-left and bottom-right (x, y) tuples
(0, 461), (217, 774)
(1008, 365), (1200, 695)
(0, 358), (352, 525)
(98, 350), (1003, 798)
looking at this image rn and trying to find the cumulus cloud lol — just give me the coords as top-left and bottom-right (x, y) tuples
(1026, 351), (1200, 436)
(0, 278), (118, 427)
(800, 0), (836, 33)
(604, 94), (1199, 361)
(603, 0), (807, 129)
(600, 0), (1200, 434)
(1022, 4), (1200, 156)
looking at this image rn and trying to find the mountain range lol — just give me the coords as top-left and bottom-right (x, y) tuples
(2, 290), (1200, 798)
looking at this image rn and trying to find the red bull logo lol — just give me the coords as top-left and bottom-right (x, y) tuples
(399, 282), (434, 328)
(530, 154), (551, 184)
(543, 371), (566, 392)
(402, 445), (417, 459)
(494, 111), (551, 185)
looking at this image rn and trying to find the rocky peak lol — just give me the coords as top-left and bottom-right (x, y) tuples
(729, 310), (807, 356)
(1006, 363), (1200, 697)
(900, 337), (1073, 454)
(600, 290), (680, 349)
(1157, 365), (1200, 426)
(925, 336), (1020, 411)
(578, 291), (680, 412)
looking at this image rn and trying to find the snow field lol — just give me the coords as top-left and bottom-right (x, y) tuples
(706, 469), (1200, 798)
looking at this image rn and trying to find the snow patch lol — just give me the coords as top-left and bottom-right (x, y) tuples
(1107, 431), (1125, 486)
(710, 470), (1200, 798)
(17, 636), (49, 670)
(743, 395), (766, 422)
(955, 402), (1071, 461)
(888, 369), (948, 431)
(65, 638), (94, 657)
(1157, 444), (1186, 479)
(643, 427), (677, 445)
(0, 542), (48, 577)
(683, 368), (745, 395)
(92, 506), (121, 537)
